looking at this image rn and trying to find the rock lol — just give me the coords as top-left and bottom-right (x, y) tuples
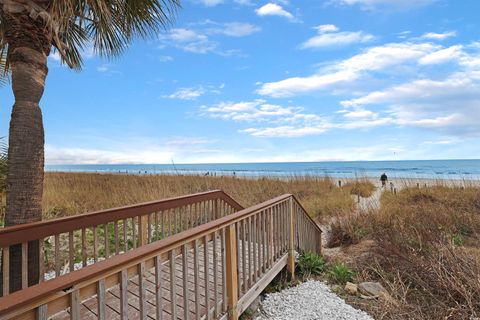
(344, 282), (358, 295)
(330, 284), (342, 293)
(358, 282), (388, 298)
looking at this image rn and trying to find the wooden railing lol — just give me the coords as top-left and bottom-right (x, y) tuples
(0, 192), (321, 320)
(0, 190), (243, 296)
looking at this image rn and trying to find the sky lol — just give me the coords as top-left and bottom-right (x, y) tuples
(1, 0), (480, 164)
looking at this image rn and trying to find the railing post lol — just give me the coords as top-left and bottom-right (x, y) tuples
(225, 224), (239, 320)
(288, 197), (295, 279)
(139, 215), (148, 246)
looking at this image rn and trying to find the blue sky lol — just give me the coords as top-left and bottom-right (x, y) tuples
(1, 0), (480, 164)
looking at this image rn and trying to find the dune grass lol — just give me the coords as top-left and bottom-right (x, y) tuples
(329, 184), (480, 319)
(342, 179), (376, 198)
(38, 172), (355, 221)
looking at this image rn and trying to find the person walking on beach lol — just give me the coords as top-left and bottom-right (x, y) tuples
(380, 173), (388, 187)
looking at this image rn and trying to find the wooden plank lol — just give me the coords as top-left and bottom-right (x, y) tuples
(70, 289), (80, 320)
(182, 245), (189, 320)
(55, 234), (60, 277)
(82, 228), (87, 267)
(225, 224), (239, 320)
(3, 246), (9, 296)
(155, 255), (163, 320)
(36, 304), (48, 320)
(120, 270), (128, 320)
(114, 221), (119, 255)
(138, 262), (146, 320)
(93, 226), (98, 263)
(22, 242), (28, 289)
(67, 232), (74, 273)
(132, 217), (137, 249)
(169, 250), (177, 320)
(123, 220), (128, 253)
(193, 240), (200, 317)
(203, 235), (210, 320)
(213, 231), (219, 318)
(237, 254), (288, 315)
(241, 219), (247, 294)
(96, 279), (106, 320)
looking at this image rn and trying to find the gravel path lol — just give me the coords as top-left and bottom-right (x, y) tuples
(256, 280), (374, 320)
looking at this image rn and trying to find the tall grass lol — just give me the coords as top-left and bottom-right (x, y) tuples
(41, 172), (356, 220)
(330, 184), (480, 319)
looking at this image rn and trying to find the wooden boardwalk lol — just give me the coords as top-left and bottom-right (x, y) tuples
(0, 191), (322, 320)
(51, 238), (266, 320)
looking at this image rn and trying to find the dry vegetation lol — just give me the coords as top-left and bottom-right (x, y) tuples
(39, 172), (357, 220)
(329, 185), (480, 320)
(342, 178), (376, 198)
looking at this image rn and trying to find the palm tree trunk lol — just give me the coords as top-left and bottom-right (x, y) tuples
(2, 8), (51, 293)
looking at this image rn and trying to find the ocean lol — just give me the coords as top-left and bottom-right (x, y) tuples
(46, 159), (480, 180)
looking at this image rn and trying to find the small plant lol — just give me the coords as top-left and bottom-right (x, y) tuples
(329, 262), (355, 284)
(452, 233), (464, 246)
(297, 252), (325, 277)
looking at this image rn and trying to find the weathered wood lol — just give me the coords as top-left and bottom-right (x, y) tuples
(104, 224), (109, 259)
(288, 198), (295, 279)
(138, 262), (146, 320)
(120, 269), (128, 320)
(36, 304), (48, 320)
(68, 232), (75, 273)
(96, 279), (106, 320)
(225, 224), (239, 320)
(81, 228), (87, 267)
(182, 245), (189, 320)
(0, 192), (322, 320)
(3, 247), (9, 296)
(114, 221), (119, 255)
(154, 255), (163, 320)
(204, 235), (210, 320)
(169, 250), (177, 320)
(21, 242), (28, 289)
(93, 226), (98, 263)
(70, 289), (80, 320)
(55, 234), (60, 277)
(193, 239), (200, 317)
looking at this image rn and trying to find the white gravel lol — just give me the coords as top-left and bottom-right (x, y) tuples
(256, 280), (374, 320)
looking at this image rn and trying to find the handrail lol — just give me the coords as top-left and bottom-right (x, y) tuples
(0, 193), (322, 320)
(0, 190), (243, 247)
(0, 194), (312, 316)
(291, 194), (322, 234)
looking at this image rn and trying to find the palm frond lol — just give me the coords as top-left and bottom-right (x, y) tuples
(49, 0), (180, 68)
(0, 137), (7, 192)
(2, 0), (180, 72)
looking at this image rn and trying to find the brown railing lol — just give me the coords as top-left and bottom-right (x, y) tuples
(0, 190), (243, 296)
(0, 192), (321, 320)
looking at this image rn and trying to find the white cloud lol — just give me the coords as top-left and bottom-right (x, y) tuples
(418, 45), (463, 65)
(301, 25), (374, 49)
(202, 99), (322, 123)
(258, 42), (438, 97)
(255, 3), (297, 21)
(315, 24), (339, 33)
(165, 87), (206, 100)
(421, 31), (457, 40)
(160, 28), (218, 54)
(159, 55), (173, 62)
(333, 0), (437, 10)
(222, 22), (261, 37)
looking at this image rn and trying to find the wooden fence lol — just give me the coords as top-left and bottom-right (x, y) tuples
(0, 191), (321, 320)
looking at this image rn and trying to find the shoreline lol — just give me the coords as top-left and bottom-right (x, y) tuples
(45, 171), (480, 186)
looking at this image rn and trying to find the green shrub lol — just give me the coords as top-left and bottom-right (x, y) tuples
(329, 262), (355, 284)
(452, 233), (464, 246)
(297, 252), (325, 277)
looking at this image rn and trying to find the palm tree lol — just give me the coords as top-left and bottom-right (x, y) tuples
(0, 0), (180, 293)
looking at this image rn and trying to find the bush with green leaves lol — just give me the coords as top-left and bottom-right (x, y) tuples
(328, 262), (355, 284)
(297, 252), (325, 277)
